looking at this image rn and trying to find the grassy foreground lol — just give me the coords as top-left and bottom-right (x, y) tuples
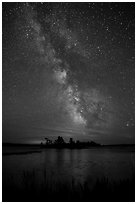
(3, 169), (135, 202)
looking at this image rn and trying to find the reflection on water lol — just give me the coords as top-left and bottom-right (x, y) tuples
(3, 146), (135, 187)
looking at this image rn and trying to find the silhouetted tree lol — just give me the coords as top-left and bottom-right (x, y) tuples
(54, 136), (65, 145)
(76, 140), (80, 144)
(69, 138), (75, 144)
(45, 138), (52, 145)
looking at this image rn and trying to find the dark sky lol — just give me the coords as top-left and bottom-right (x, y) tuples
(2, 2), (135, 144)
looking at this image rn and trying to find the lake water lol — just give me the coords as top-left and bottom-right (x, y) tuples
(3, 146), (135, 189)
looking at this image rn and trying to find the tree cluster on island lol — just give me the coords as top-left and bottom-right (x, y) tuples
(40, 136), (101, 148)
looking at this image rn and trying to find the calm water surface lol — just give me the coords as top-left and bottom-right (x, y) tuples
(3, 146), (135, 187)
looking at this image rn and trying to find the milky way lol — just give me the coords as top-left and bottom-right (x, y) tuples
(3, 2), (135, 144)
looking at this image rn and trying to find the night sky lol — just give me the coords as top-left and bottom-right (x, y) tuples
(2, 2), (135, 144)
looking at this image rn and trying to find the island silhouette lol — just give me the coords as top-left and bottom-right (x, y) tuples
(40, 136), (101, 148)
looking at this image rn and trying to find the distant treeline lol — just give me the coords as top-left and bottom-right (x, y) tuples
(2, 138), (135, 148)
(40, 136), (101, 148)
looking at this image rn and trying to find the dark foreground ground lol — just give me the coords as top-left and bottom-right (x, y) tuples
(3, 169), (135, 202)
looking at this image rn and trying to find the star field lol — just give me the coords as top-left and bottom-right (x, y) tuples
(3, 2), (135, 144)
